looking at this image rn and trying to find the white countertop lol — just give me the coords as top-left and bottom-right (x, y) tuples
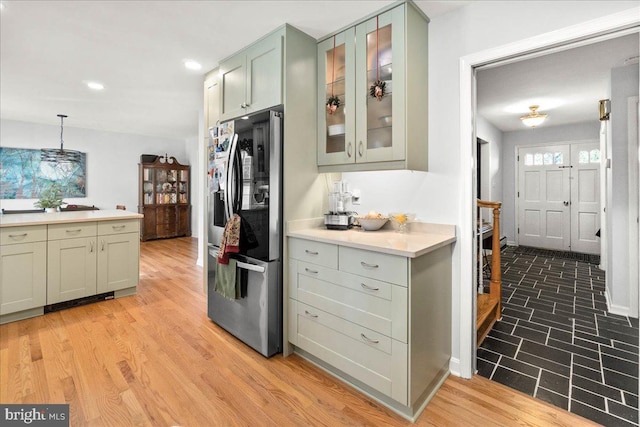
(287, 218), (456, 258)
(0, 209), (143, 227)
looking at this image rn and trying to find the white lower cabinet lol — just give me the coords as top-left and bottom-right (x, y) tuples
(48, 220), (140, 303)
(97, 220), (140, 293)
(0, 218), (140, 323)
(0, 225), (47, 315)
(288, 236), (452, 419)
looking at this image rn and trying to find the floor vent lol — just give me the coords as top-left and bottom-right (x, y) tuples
(44, 292), (115, 314)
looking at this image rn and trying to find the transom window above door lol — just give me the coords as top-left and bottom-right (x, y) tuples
(578, 149), (600, 164)
(524, 151), (564, 166)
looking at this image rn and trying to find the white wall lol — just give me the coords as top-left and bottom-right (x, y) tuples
(344, 1), (638, 375)
(501, 121), (600, 244)
(0, 119), (186, 215)
(607, 63), (639, 314)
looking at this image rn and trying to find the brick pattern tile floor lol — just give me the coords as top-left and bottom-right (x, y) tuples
(477, 247), (639, 427)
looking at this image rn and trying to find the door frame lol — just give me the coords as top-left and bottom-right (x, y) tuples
(514, 140), (600, 250)
(628, 96), (639, 317)
(457, 8), (640, 378)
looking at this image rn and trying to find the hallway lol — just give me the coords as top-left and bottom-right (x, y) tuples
(477, 247), (639, 426)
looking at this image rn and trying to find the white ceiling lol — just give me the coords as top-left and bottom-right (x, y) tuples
(5, 1), (631, 140)
(0, 0), (469, 140)
(477, 33), (639, 133)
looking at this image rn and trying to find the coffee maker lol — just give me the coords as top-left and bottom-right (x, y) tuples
(324, 180), (355, 230)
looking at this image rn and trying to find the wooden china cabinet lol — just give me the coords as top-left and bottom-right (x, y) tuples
(138, 155), (191, 241)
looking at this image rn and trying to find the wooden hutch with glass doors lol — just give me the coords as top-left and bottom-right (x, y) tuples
(138, 155), (190, 241)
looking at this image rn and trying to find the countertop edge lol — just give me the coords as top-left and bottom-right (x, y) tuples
(0, 210), (144, 227)
(287, 222), (457, 258)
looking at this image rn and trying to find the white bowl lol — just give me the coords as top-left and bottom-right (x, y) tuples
(356, 217), (389, 231)
(328, 124), (345, 136)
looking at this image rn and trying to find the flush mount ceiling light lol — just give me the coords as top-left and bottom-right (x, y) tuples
(41, 114), (83, 163)
(520, 105), (548, 128)
(184, 60), (202, 71)
(86, 81), (104, 90)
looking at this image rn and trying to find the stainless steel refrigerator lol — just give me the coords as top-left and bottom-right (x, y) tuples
(206, 108), (282, 357)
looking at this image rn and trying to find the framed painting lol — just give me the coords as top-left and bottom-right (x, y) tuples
(0, 147), (86, 199)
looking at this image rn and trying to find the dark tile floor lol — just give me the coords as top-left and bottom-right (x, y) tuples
(477, 247), (639, 427)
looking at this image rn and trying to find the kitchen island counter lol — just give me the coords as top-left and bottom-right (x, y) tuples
(0, 209), (143, 227)
(286, 218), (456, 258)
(1, 209), (142, 324)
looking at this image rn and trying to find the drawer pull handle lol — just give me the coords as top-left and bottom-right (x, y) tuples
(101, 239), (105, 251)
(8, 233), (28, 238)
(90, 241), (94, 253)
(304, 268), (318, 274)
(360, 261), (379, 269)
(304, 310), (318, 318)
(112, 225), (126, 230)
(360, 333), (379, 344)
(66, 229), (82, 233)
(360, 283), (379, 291)
(305, 250), (319, 255)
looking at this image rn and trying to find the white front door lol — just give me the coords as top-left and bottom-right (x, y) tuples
(518, 145), (571, 250)
(570, 142), (601, 254)
(517, 142), (601, 254)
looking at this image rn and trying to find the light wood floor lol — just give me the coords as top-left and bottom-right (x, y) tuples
(0, 237), (601, 426)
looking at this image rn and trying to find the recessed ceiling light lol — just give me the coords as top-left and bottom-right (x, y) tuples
(86, 81), (105, 91)
(184, 60), (202, 71)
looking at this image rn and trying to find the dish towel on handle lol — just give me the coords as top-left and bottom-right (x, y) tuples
(215, 213), (242, 299)
(217, 213), (241, 264)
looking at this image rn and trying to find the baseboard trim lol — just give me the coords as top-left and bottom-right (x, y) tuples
(449, 357), (462, 377)
(604, 290), (631, 317)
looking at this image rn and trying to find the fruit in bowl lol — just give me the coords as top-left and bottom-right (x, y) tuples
(356, 211), (389, 231)
(389, 213), (416, 233)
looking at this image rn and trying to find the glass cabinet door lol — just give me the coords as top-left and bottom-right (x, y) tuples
(317, 27), (355, 166)
(142, 167), (153, 205)
(178, 169), (189, 204)
(355, 6), (405, 164)
(155, 169), (178, 204)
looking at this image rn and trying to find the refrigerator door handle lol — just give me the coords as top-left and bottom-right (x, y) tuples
(233, 140), (243, 214)
(225, 134), (239, 220)
(208, 248), (266, 274)
(236, 260), (266, 273)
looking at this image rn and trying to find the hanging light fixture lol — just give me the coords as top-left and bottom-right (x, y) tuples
(41, 114), (82, 163)
(520, 105), (548, 128)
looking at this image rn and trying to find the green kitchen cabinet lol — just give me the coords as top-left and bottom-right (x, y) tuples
(219, 29), (283, 121)
(0, 225), (47, 317)
(317, 2), (429, 172)
(47, 222), (98, 304)
(97, 220), (140, 293)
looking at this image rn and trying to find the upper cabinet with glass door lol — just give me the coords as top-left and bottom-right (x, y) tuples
(317, 28), (355, 166)
(317, 2), (429, 172)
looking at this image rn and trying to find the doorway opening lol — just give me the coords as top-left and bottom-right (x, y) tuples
(467, 23), (639, 427)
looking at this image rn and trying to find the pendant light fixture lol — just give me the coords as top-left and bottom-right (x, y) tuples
(41, 114), (82, 163)
(520, 105), (548, 128)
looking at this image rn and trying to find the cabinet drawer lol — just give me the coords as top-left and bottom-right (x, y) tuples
(291, 261), (407, 342)
(292, 301), (407, 404)
(1, 225), (47, 245)
(98, 219), (140, 236)
(288, 238), (337, 269)
(48, 222), (97, 240)
(339, 246), (407, 286)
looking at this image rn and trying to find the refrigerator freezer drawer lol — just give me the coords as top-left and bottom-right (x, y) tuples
(207, 250), (282, 357)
